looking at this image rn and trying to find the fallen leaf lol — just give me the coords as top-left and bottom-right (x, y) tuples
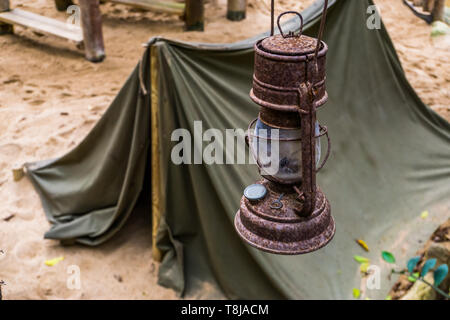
(355, 239), (370, 252)
(354, 255), (370, 264)
(360, 262), (370, 274)
(45, 256), (64, 267)
(352, 288), (360, 299)
(3, 214), (15, 222)
(420, 210), (429, 219)
(381, 251), (396, 264)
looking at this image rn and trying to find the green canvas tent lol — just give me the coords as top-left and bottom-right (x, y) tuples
(25, 0), (450, 299)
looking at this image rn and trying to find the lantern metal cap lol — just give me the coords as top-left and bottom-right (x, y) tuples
(261, 34), (318, 56)
(244, 184), (268, 201)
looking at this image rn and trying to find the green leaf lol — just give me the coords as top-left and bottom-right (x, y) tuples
(354, 255), (369, 264)
(385, 295), (392, 300)
(408, 272), (419, 282)
(407, 256), (421, 273)
(421, 258), (437, 277)
(352, 288), (360, 299)
(381, 251), (396, 264)
(433, 264), (448, 286)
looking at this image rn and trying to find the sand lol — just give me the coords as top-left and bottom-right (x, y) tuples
(0, 0), (448, 300)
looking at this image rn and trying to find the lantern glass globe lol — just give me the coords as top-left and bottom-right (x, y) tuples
(252, 118), (321, 184)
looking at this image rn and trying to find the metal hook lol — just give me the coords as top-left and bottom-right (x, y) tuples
(277, 11), (304, 38)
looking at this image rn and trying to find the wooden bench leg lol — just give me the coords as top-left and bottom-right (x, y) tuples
(0, 0), (13, 35)
(227, 0), (246, 21)
(185, 0), (204, 31)
(423, 0), (435, 12)
(79, 0), (105, 62)
(432, 0), (445, 21)
(54, 0), (74, 12)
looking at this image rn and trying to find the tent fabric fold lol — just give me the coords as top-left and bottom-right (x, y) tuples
(26, 0), (449, 299)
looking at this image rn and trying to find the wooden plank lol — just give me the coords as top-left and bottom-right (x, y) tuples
(104, 0), (185, 15)
(0, 8), (83, 42)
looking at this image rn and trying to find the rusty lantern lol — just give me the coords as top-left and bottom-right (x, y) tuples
(234, 0), (335, 255)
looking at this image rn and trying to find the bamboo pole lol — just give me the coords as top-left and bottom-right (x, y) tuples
(431, 0), (445, 21)
(0, 0), (12, 34)
(54, 0), (74, 12)
(79, 0), (105, 62)
(227, 0), (247, 21)
(185, 0), (204, 31)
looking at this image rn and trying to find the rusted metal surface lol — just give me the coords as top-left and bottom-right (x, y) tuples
(250, 39), (327, 111)
(234, 0), (334, 255)
(235, 180), (335, 255)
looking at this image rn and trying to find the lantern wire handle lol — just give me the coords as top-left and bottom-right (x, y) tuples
(277, 11), (304, 38)
(313, 0), (329, 73)
(270, 0), (275, 36)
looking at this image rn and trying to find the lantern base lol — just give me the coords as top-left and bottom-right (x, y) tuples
(234, 181), (335, 255)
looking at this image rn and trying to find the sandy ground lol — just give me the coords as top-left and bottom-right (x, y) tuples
(0, 0), (448, 300)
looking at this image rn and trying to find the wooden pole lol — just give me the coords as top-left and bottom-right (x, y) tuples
(227, 0), (247, 21)
(78, 0), (105, 62)
(432, 0), (445, 21)
(185, 0), (204, 31)
(423, 0), (435, 11)
(0, 0), (9, 11)
(0, 0), (13, 35)
(54, 0), (74, 12)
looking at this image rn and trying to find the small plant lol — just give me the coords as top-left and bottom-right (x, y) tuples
(382, 251), (449, 299)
